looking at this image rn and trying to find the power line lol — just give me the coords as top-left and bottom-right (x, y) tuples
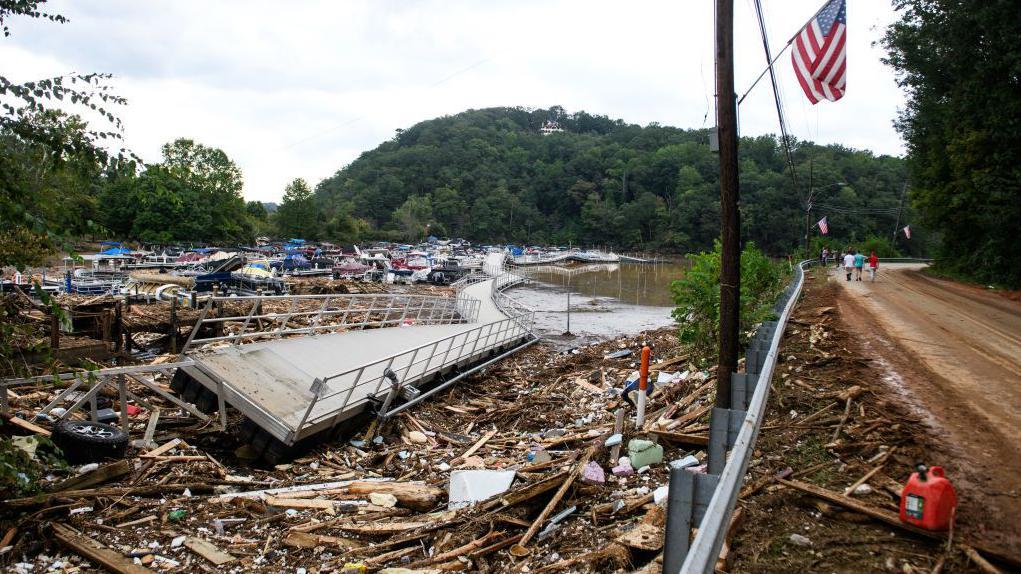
(752, 0), (800, 194)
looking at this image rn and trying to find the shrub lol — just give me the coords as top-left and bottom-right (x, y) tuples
(671, 241), (788, 365)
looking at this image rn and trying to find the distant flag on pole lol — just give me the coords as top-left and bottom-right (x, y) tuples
(903, 225), (911, 239)
(792, 0), (847, 104)
(817, 216), (829, 235)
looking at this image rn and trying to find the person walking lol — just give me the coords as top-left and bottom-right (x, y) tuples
(821, 247), (830, 267)
(868, 251), (879, 281)
(853, 250), (865, 281)
(843, 250), (855, 281)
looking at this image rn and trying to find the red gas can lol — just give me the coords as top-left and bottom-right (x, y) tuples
(899, 465), (957, 531)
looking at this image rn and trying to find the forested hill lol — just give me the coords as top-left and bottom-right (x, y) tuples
(312, 107), (917, 255)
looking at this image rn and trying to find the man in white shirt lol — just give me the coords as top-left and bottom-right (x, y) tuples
(842, 251), (855, 282)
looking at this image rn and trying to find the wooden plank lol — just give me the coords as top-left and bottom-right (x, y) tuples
(183, 537), (235, 565)
(451, 429), (497, 465)
(52, 523), (153, 574)
(263, 496), (337, 515)
(140, 437), (184, 458)
(4, 415), (51, 436)
(52, 460), (131, 492)
(648, 429), (709, 447)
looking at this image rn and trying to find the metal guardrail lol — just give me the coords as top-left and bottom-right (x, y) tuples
(181, 293), (479, 351)
(667, 257), (935, 571)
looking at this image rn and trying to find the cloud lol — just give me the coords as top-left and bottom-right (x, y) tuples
(3, 0), (906, 202)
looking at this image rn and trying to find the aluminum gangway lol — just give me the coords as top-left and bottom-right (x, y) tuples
(2, 254), (536, 462)
(172, 253), (535, 454)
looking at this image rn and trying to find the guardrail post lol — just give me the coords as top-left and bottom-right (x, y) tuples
(663, 463), (722, 574)
(730, 373), (757, 411)
(707, 405), (745, 475)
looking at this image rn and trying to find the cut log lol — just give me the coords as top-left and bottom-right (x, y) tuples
(345, 481), (444, 512)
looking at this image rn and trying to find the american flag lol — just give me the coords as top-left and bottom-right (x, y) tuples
(792, 0), (847, 104)
(817, 216), (829, 235)
(903, 225), (911, 239)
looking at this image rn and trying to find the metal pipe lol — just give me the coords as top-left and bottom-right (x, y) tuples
(385, 337), (540, 418)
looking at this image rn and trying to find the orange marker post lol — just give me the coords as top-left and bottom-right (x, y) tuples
(637, 346), (651, 427)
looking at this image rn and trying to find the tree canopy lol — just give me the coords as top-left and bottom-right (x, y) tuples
(882, 0), (1020, 287)
(314, 107), (920, 256)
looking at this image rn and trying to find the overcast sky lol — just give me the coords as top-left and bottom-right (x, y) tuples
(1, 1), (906, 202)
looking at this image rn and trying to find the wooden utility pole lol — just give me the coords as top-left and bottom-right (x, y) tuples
(716, 0), (740, 408)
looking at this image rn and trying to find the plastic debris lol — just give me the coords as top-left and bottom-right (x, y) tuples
(448, 470), (516, 509)
(628, 439), (664, 468)
(581, 461), (605, 484)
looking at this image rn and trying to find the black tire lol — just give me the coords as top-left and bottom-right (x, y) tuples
(181, 379), (201, 403)
(52, 419), (129, 464)
(195, 387), (218, 413)
(169, 369), (191, 393)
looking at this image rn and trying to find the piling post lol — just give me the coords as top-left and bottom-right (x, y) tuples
(169, 297), (178, 354)
(113, 302), (122, 353)
(50, 313), (60, 349)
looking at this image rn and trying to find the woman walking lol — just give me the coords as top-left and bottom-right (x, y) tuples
(868, 251), (879, 281)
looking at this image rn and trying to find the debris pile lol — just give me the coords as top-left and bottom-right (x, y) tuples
(0, 328), (728, 573)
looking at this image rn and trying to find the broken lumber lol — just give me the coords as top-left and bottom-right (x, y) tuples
(3, 414), (51, 436)
(52, 523), (152, 574)
(511, 442), (601, 556)
(648, 429), (709, 447)
(52, 460), (131, 492)
(183, 537), (235, 565)
(4, 483), (214, 508)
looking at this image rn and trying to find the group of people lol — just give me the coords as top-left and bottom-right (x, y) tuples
(820, 247), (879, 282)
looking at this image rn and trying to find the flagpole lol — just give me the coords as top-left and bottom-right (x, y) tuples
(737, 40), (793, 105)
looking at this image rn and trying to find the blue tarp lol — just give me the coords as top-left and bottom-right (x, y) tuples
(99, 247), (133, 255)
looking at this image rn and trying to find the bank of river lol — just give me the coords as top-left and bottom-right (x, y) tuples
(505, 262), (685, 348)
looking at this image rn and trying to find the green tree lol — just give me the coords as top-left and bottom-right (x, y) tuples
(275, 178), (319, 239)
(392, 195), (434, 241)
(1, 1), (127, 268)
(160, 138), (249, 242)
(882, 0), (1020, 287)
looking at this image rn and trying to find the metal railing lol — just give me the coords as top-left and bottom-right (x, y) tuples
(291, 312), (533, 441)
(289, 262), (538, 442)
(182, 293), (479, 352)
(1, 359), (220, 435)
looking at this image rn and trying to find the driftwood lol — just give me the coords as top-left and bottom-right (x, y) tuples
(344, 481), (444, 512)
(4, 483), (215, 508)
(511, 441), (602, 556)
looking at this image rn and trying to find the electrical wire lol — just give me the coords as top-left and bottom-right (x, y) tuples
(752, 0), (800, 195)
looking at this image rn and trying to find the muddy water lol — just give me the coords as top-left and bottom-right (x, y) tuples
(505, 262), (686, 348)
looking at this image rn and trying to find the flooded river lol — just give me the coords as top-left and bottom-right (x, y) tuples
(505, 261), (686, 348)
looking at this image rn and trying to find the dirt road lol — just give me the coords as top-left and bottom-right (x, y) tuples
(834, 263), (1021, 555)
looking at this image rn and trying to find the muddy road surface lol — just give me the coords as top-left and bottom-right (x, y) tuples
(835, 263), (1021, 556)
